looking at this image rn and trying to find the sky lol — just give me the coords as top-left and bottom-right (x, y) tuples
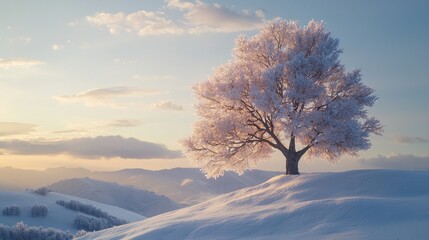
(0, 0), (428, 172)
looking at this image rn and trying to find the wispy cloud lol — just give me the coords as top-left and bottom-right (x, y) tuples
(52, 44), (64, 51)
(359, 154), (429, 170)
(131, 74), (175, 81)
(53, 119), (142, 135)
(0, 58), (45, 69)
(55, 86), (163, 107)
(113, 58), (137, 64)
(105, 119), (143, 127)
(0, 135), (182, 159)
(85, 0), (264, 37)
(0, 122), (37, 137)
(155, 101), (184, 111)
(394, 136), (429, 144)
(53, 129), (88, 134)
(68, 21), (79, 27)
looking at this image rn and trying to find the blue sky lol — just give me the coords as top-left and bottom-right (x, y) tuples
(0, 0), (428, 172)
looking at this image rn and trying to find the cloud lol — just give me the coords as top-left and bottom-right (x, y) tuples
(52, 44), (64, 51)
(55, 86), (163, 107)
(167, 0), (265, 33)
(0, 122), (37, 137)
(85, 0), (264, 37)
(155, 101), (184, 111)
(53, 129), (87, 134)
(0, 58), (45, 69)
(53, 119), (142, 135)
(106, 119), (142, 127)
(68, 21), (78, 27)
(394, 136), (429, 144)
(60, 86), (144, 99)
(113, 58), (136, 64)
(166, 0), (195, 10)
(0, 135), (182, 159)
(131, 74), (175, 81)
(86, 11), (184, 36)
(359, 154), (429, 170)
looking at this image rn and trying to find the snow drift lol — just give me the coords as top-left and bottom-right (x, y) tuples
(79, 170), (429, 240)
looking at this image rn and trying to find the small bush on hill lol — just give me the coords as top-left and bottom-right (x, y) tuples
(73, 214), (111, 231)
(56, 200), (107, 218)
(33, 187), (50, 196)
(2, 205), (21, 216)
(56, 199), (128, 228)
(31, 204), (48, 217)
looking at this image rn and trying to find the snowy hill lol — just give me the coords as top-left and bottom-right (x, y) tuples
(0, 190), (145, 233)
(79, 170), (429, 240)
(0, 167), (279, 205)
(49, 178), (181, 217)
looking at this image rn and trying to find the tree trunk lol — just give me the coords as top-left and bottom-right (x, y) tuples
(283, 136), (310, 175)
(285, 153), (300, 175)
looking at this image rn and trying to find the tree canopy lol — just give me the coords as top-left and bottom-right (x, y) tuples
(181, 19), (382, 177)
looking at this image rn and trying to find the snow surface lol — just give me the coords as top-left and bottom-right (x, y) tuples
(79, 170), (429, 240)
(49, 178), (180, 217)
(0, 190), (145, 233)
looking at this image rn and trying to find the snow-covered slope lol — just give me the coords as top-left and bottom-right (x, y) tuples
(0, 191), (145, 233)
(49, 178), (181, 217)
(79, 170), (429, 240)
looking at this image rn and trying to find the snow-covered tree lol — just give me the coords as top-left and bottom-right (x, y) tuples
(74, 214), (110, 231)
(0, 222), (75, 240)
(31, 204), (48, 217)
(33, 187), (50, 196)
(181, 19), (382, 177)
(2, 205), (21, 216)
(56, 200), (128, 227)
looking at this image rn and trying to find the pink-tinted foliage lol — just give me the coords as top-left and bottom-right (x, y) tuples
(181, 19), (382, 178)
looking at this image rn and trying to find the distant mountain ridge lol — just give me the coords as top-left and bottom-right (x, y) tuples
(92, 167), (280, 204)
(0, 167), (279, 205)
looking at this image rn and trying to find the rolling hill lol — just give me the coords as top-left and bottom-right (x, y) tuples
(49, 178), (181, 217)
